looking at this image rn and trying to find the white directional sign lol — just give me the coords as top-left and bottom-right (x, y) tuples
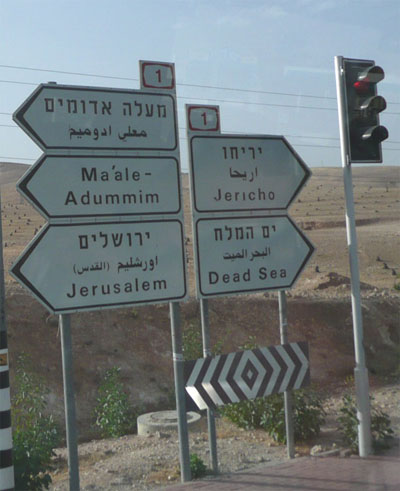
(10, 220), (187, 313)
(17, 155), (182, 220)
(13, 84), (177, 151)
(189, 135), (310, 212)
(194, 215), (314, 297)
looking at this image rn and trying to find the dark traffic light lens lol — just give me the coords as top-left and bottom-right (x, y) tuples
(360, 95), (387, 114)
(361, 125), (389, 142)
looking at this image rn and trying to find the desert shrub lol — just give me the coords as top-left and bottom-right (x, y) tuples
(189, 453), (207, 478)
(93, 367), (137, 438)
(220, 388), (325, 443)
(338, 393), (394, 452)
(182, 321), (203, 361)
(12, 353), (61, 490)
(220, 336), (325, 443)
(182, 320), (224, 361)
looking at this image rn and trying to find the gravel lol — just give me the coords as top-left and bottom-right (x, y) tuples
(49, 382), (399, 490)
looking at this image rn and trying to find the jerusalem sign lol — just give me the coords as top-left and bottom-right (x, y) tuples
(10, 220), (187, 314)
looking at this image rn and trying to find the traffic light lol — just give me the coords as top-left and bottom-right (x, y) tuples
(343, 58), (388, 163)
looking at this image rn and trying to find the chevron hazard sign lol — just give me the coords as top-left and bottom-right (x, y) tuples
(184, 342), (310, 411)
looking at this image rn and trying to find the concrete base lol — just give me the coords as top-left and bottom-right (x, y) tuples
(137, 410), (202, 436)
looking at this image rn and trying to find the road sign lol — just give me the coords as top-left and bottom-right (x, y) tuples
(194, 215), (314, 297)
(10, 220), (187, 313)
(184, 342), (310, 410)
(189, 135), (310, 212)
(17, 154), (182, 220)
(13, 83), (177, 151)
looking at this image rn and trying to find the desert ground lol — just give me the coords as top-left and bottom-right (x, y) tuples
(0, 161), (399, 488)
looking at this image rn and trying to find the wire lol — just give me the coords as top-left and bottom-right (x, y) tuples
(0, 156), (35, 161)
(2, 120), (400, 148)
(0, 79), (336, 112)
(178, 95), (336, 111)
(1, 78), (399, 115)
(2, 63), (400, 107)
(0, 64), (139, 83)
(0, 79), (37, 86)
(0, 63), (333, 101)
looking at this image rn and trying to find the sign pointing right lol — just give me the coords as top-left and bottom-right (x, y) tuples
(195, 215), (314, 297)
(189, 135), (310, 213)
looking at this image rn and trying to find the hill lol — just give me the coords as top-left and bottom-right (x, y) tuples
(0, 162), (399, 442)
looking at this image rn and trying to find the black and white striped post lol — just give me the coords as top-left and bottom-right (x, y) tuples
(0, 193), (14, 491)
(278, 290), (295, 459)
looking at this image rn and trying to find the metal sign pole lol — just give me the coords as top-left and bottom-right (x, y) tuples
(278, 291), (295, 458)
(334, 55), (372, 457)
(169, 302), (191, 482)
(199, 299), (218, 473)
(59, 314), (80, 490)
(0, 193), (15, 491)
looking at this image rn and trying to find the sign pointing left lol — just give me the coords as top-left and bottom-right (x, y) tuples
(17, 154), (182, 220)
(10, 220), (187, 314)
(13, 83), (177, 151)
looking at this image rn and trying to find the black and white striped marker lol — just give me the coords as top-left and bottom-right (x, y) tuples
(184, 342), (310, 411)
(0, 332), (14, 491)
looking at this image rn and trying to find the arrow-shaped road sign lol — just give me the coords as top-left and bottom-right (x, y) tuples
(184, 342), (310, 411)
(10, 220), (187, 314)
(194, 214), (314, 298)
(13, 83), (177, 151)
(17, 154), (182, 220)
(189, 135), (310, 212)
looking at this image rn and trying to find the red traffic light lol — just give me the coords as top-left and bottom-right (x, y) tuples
(353, 80), (369, 94)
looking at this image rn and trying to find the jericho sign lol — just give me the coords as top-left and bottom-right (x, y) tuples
(189, 135), (310, 212)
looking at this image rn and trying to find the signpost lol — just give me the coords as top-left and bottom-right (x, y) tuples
(186, 104), (314, 468)
(10, 60), (191, 488)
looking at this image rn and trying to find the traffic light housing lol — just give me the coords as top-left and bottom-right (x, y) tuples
(343, 58), (388, 163)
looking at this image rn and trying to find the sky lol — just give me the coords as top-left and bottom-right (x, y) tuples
(0, 0), (399, 171)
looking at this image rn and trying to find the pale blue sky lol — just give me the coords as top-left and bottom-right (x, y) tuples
(1, 0), (399, 170)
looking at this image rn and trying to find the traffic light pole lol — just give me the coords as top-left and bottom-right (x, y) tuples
(334, 56), (372, 457)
